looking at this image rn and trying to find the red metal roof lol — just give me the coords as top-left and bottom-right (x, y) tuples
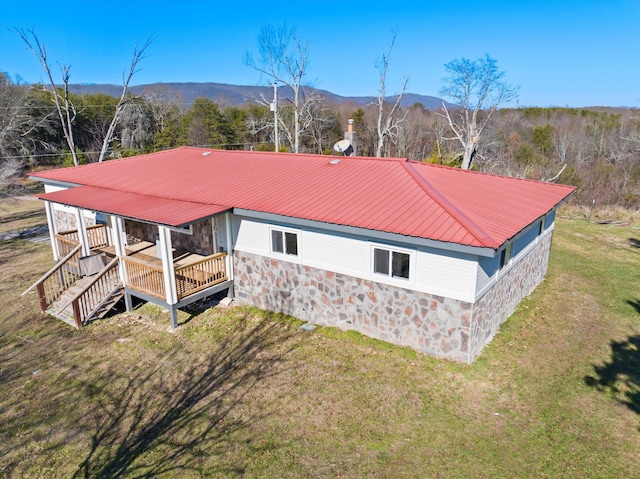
(40, 185), (230, 227)
(34, 147), (575, 249)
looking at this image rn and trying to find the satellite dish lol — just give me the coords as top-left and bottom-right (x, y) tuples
(333, 139), (353, 156)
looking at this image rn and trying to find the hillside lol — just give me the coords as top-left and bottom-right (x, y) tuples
(67, 81), (454, 109)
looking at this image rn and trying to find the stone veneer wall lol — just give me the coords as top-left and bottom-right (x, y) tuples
(170, 220), (214, 256)
(233, 231), (554, 363)
(233, 252), (473, 362)
(54, 209), (95, 232)
(468, 232), (553, 360)
(124, 220), (156, 244)
(123, 219), (214, 256)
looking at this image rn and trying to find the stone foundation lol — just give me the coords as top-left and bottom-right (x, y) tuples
(469, 233), (552, 359)
(233, 233), (552, 363)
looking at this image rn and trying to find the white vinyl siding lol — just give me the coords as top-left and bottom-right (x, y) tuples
(303, 229), (368, 277)
(232, 216), (478, 302)
(416, 248), (477, 302)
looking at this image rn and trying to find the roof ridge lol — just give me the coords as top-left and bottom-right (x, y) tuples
(401, 161), (499, 248)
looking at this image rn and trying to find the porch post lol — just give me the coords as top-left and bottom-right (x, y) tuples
(44, 201), (60, 261)
(225, 213), (235, 297)
(74, 207), (91, 257)
(109, 216), (132, 312)
(158, 225), (178, 328)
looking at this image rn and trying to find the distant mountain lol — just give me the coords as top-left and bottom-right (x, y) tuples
(67, 82), (454, 109)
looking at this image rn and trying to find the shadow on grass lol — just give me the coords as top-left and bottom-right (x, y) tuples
(585, 335), (640, 416)
(0, 207), (46, 225)
(629, 238), (640, 249)
(71, 315), (295, 478)
(628, 299), (640, 315)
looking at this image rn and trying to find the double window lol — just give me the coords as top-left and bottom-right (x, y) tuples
(373, 247), (410, 280)
(271, 229), (298, 256)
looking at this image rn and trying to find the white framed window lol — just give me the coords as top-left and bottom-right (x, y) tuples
(168, 224), (194, 235)
(538, 216), (546, 235)
(500, 243), (512, 269)
(372, 246), (411, 280)
(270, 228), (299, 256)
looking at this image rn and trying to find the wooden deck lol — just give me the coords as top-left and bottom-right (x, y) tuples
(34, 226), (231, 329)
(94, 241), (228, 301)
(94, 241), (206, 268)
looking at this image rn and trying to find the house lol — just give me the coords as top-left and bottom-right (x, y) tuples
(27, 147), (575, 363)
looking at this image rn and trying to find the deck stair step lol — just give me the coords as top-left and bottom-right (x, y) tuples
(45, 270), (123, 328)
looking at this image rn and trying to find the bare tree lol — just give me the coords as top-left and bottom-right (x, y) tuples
(16, 29), (152, 164)
(0, 158), (22, 190)
(438, 54), (519, 169)
(244, 24), (310, 153)
(97, 38), (153, 162)
(374, 33), (409, 157)
(0, 72), (55, 163)
(16, 28), (80, 166)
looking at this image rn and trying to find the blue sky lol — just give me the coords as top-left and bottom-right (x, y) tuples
(1, 0), (639, 108)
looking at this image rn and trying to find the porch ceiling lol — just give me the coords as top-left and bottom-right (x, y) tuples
(38, 185), (230, 227)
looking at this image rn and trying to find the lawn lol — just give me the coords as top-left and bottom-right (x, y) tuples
(1, 197), (639, 478)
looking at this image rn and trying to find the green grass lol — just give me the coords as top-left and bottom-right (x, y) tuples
(1, 198), (639, 478)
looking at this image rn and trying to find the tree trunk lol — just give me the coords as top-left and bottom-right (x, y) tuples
(461, 144), (475, 170)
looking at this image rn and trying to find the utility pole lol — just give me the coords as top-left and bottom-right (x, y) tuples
(270, 82), (279, 152)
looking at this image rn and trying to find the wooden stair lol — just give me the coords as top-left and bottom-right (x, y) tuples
(23, 243), (123, 329)
(46, 277), (124, 327)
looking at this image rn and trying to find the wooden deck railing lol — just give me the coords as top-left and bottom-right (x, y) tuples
(61, 257), (121, 328)
(175, 252), (228, 300)
(122, 256), (165, 299)
(22, 244), (83, 312)
(56, 233), (80, 258)
(121, 252), (228, 300)
(87, 224), (109, 248)
(56, 224), (109, 255)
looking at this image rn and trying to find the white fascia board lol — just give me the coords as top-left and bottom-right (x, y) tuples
(233, 208), (496, 258)
(29, 177), (80, 189)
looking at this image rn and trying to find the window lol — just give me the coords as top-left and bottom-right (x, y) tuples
(500, 243), (512, 269)
(373, 247), (410, 279)
(538, 217), (546, 235)
(168, 224), (194, 235)
(271, 229), (298, 256)
(95, 212), (107, 225)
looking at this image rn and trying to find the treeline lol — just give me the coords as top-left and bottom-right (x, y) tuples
(1, 73), (638, 208)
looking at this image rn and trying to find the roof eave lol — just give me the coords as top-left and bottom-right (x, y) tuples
(233, 208), (497, 257)
(29, 176), (80, 189)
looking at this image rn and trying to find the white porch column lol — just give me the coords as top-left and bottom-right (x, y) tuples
(225, 213), (234, 281)
(111, 216), (128, 281)
(44, 201), (59, 261)
(111, 215), (133, 312)
(158, 226), (178, 327)
(74, 207), (91, 257)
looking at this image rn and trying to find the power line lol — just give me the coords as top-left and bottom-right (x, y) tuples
(0, 143), (272, 161)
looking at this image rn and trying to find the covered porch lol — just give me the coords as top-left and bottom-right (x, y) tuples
(35, 186), (234, 329)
